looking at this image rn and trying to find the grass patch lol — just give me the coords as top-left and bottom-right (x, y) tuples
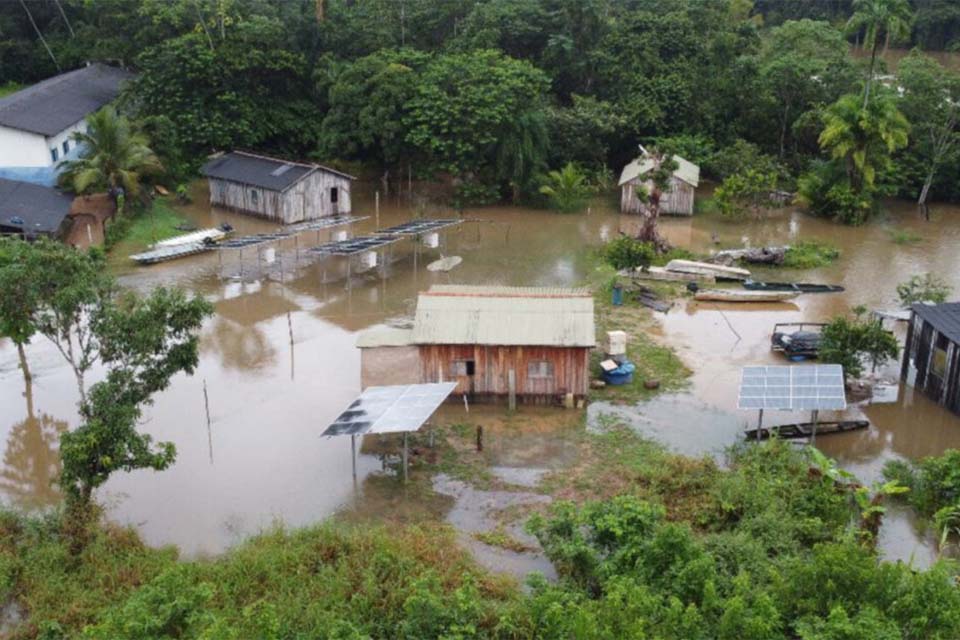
(106, 199), (187, 254)
(0, 82), (22, 98)
(782, 240), (840, 269)
(888, 228), (923, 245)
(472, 527), (534, 552)
(694, 195), (719, 215)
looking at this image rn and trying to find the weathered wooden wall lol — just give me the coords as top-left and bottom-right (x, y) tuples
(903, 315), (960, 415)
(208, 171), (352, 223)
(418, 344), (591, 400)
(621, 177), (695, 216)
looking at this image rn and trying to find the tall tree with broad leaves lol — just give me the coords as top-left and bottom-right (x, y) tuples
(846, 0), (913, 107)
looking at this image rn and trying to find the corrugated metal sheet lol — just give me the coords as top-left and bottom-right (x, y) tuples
(356, 327), (415, 348)
(913, 302), (960, 344)
(618, 155), (700, 187)
(412, 285), (595, 347)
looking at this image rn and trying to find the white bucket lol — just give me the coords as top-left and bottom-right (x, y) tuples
(423, 232), (439, 248)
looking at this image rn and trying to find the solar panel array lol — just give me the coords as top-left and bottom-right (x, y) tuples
(375, 219), (462, 236)
(322, 383), (458, 438)
(217, 215), (367, 250)
(308, 234), (401, 256)
(738, 365), (846, 411)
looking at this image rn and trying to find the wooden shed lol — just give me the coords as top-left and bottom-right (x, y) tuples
(902, 302), (960, 415)
(202, 151), (354, 223)
(357, 286), (596, 404)
(619, 154), (700, 216)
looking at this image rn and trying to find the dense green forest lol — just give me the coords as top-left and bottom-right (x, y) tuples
(2, 0), (960, 217)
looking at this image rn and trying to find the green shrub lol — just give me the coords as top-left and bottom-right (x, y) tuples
(601, 236), (657, 270)
(819, 308), (899, 380)
(782, 241), (840, 268)
(539, 162), (595, 212)
(883, 449), (960, 516)
(896, 273), (952, 307)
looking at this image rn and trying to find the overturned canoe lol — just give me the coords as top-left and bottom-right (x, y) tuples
(744, 420), (869, 441)
(665, 259), (751, 281)
(632, 266), (716, 284)
(695, 289), (798, 303)
(744, 280), (844, 293)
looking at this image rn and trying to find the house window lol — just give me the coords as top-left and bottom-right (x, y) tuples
(330, 187), (339, 203)
(62, 140), (70, 155)
(50, 148), (59, 163)
(527, 361), (554, 379)
(450, 360), (475, 377)
(250, 189), (259, 206)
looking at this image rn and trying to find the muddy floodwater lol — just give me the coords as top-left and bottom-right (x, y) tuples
(1, 184), (959, 570)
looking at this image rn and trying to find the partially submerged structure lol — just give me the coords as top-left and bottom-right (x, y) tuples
(0, 63), (132, 186)
(358, 286), (596, 403)
(902, 302), (960, 415)
(619, 153), (700, 216)
(0, 177), (74, 238)
(202, 151), (354, 223)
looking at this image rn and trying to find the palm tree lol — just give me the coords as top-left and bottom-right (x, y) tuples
(846, 0), (913, 107)
(819, 92), (909, 192)
(539, 163), (593, 213)
(58, 107), (163, 204)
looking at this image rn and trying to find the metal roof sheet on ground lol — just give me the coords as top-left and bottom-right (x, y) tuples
(618, 154), (700, 187)
(356, 326), (415, 348)
(912, 302), (960, 344)
(0, 64), (132, 136)
(737, 365), (846, 411)
(308, 234), (401, 256)
(412, 285), (595, 347)
(321, 382), (458, 437)
(375, 219), (462, 235)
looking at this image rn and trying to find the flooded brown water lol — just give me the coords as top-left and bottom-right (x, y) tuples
(1, 184), (958, 568)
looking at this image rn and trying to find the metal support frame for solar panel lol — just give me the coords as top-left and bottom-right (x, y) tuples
(321, 382), (458, 483)
(307, 234), (402, 256)
(218, 215), (369, 251)
(737, 365), (846, 443)
(374, 218), (462, 236)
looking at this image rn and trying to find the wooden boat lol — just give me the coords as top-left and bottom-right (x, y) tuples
(427, 256), (462, 272)
(665, 259), (751, 281)
(744, 280), (844, 293)
(632, 266), (715, 284)
(694, 289), (798, 302)
(130, 242), (214, 265)
(744, 420), (869, 441)
(152, 226), (231, 249)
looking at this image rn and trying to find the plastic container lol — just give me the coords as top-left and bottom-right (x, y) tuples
(602, 361), (636, 386)
(612, 284), (623, 306)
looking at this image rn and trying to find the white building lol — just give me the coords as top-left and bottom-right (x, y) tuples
(0, 64), (131, 185)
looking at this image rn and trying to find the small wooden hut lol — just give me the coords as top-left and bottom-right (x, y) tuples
(902, 302), (960, 415)
(202, 151), (354, 223)
(619, 153), (700, 216)
(357, 286), (596, 404)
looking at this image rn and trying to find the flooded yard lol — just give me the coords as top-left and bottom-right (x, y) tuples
(1, 183), (959, 570)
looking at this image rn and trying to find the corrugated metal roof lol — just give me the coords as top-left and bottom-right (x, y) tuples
(913, 302), (960, 344)
(412, 285), (595, 347)
(0, 177), (73, 234)
(618, 155), (700, 188)
(0, 64), (132, 136)
(201, 151), (355, 192)
(356, 327), (415, 348)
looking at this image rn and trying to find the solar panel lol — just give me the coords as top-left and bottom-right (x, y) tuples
(308, 234), (401, 256)
(375, 219), (462, 236)
(737, 365), (846, 411)
(216, 216), (368, 250)
(321, 382), (458, 437)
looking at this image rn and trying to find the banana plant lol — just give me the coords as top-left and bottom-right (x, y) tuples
(854, 481), (910, 545)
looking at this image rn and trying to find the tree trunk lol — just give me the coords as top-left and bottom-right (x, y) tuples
(918, 171), (934, 206)
(779, 103), (789, 158)
(16, 342), (31, 384)
(864, 39), (880, 109)
(381, 169), (390, 199)
(634, 192), (669, 252)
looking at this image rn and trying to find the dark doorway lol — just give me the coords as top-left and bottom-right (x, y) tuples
(330, 187), (339, 203)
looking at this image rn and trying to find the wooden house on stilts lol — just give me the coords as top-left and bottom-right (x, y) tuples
(902, 302), (960, 415)
(202, 151), (354, 223)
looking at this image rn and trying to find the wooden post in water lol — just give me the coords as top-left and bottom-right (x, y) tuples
(508, 369), (517, 412)
(810, 409), (819, 444)
(375, 191), (380, 230)
(756, 408), (764, 443)
(203, 379), (213, 464)
(351, 434), (357, 484)
(476, 425), (483, 452)
(402, 432), (409, 484)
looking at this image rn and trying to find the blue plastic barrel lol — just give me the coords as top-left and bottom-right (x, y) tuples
(612, 284), (623, 306)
